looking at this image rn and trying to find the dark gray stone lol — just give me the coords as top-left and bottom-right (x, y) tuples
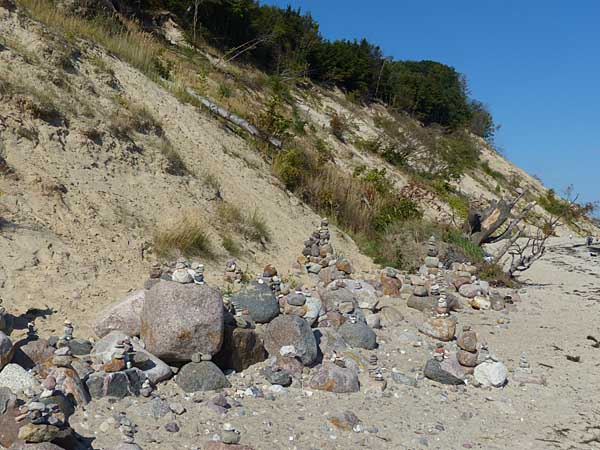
(86, 368), (146, 399)
(338, 321), (377, 350)
(287, 293), (306, 307)
(67, 339), (93, 356)
(263, 367), (292, 387)
(175, 361), (231, 393)
(423, 359), (465, 385)
(230, 282), (279, 324)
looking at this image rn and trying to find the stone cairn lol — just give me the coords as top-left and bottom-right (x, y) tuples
(260, 264), (284, 296)
(300, 218), (334, 274)
(118, 413), (138, 445)
(224, 258), (244, 284)
(146, 258), (206, 287)
(456, 326), (478, 374)
(420, 236), (442, 276)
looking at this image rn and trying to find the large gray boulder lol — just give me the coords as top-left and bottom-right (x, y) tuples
(230, 282), (279, 323)
(264, 315), (318, 366)
(141, 281), (224, 362)
(94, 290), (145, 338)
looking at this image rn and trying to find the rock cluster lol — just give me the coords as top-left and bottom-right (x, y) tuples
(224, 259), (245, 284)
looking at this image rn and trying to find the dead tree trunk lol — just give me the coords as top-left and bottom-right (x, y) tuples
(465, 189), (536, 246)
(184, 87), (282, 149)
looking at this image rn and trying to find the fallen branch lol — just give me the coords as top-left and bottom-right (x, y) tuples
(184, 87), (282, 149)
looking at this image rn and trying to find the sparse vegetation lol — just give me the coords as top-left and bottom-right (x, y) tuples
(153, 212), (213, 259)
(329, 113), (347, 141)
(221, 235), (242, 257)
(17, 0), (163, 77)
(217, 202), (271, 243)
(159, 139), (188, 176)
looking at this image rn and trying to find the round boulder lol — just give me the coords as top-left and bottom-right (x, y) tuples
(338, 321), (377, 350)
(175, 361), (231, 392)
(230, 282), (279, 324)
(141, 281), (224, 362)
(264, 315), (317, 366)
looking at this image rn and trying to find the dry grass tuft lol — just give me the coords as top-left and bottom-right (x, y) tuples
(153, 212), (213, 259)
(217, 202), (271, 243)
(17, 0), (162, 77)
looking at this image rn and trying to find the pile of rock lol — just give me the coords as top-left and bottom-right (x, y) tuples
(224, 259), (245, 284)
(419, 236), (442, 276)
(456, 326), (478, 374)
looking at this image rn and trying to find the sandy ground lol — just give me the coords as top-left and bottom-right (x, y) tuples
(61, 237), (600, 450)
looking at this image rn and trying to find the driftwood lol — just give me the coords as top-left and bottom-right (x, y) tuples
(184, 87), (282, 149)
(465, 189), (536, 246)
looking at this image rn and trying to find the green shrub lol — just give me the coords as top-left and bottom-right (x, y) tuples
(444, 228), (484, 263)
(273, 149), (311, 191)
(374, 198), (422, 231)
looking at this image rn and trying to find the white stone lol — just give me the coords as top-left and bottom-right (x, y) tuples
(279, 345), (297, 357)
(474, 361), (508, 387)
(0, 364), (40, 392)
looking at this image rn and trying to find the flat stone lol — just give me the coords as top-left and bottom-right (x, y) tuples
(94, 290), (145, 338)
(309, 363), (360, 393)
(175, 361), (231, 392)
(141, 282), (224, 362)
(230, 282), (279, 324)
(264, 315), (317, 366)
(423, 359), (464, 385)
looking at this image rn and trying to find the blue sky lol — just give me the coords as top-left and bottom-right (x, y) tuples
(263, 0), (599, 211)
